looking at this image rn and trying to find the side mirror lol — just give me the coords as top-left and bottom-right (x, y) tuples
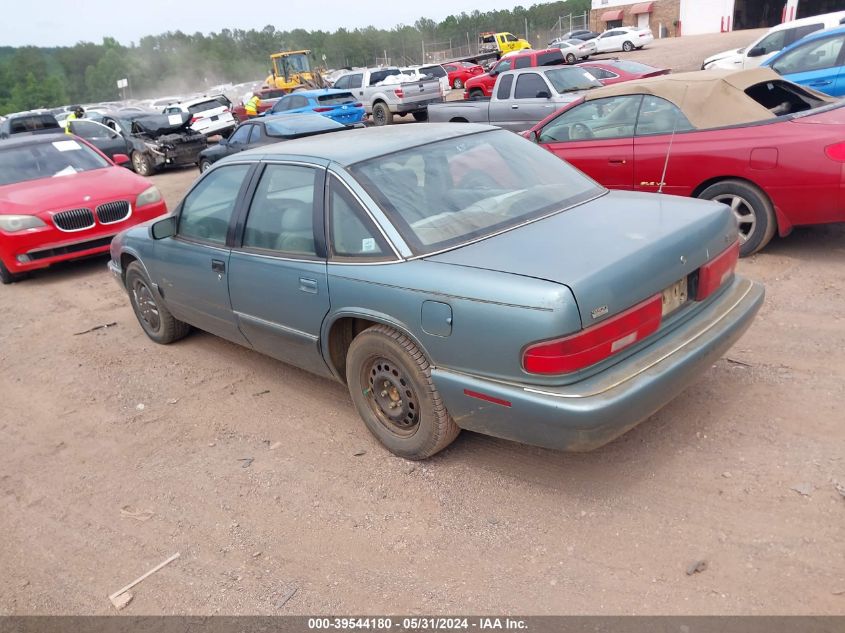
(747, 46), (765, 57)
(536, 90), (551, 99)
(151, 216), (176, 240)
(529, 129), (540, 143)
(112, 153), (130, 166)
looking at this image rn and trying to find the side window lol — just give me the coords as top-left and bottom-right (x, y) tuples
(333, 76), (349, 89)
(505, 34), (518, 42)
(514, 55), (532, 69)
(290, 95), (310, 109)
(635, 95), (694, 136)
(243, 164), (318, 256)
(229, 125), (252, 144)
(247, 125), (262, 143)
(275, 96), (292, 111)
(754, 30), (786, 55)
(514, 73), (548, 99)
(348, 74), (364, 89)
(772, 34), (845, 74)
(70, 120), (112, 139)
(493, 59), (512, 75)
(786, 23), (823, 46)
(496, 74), (514, 99)
(328, 178), (390, 259)
(538, 95), (642, 142)
(178, 164), (251, 244)
(537, 50), (564, 66)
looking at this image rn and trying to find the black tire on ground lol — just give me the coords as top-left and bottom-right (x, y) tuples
(346, 324), (460, 460)
(453, 78), (464, 89)
(469, 89), (485, 100)
(412, 111), (428, 122)
(372, 102), (394, 126)
(131, 151), (154, 177)
(0, 259), (22, 285)
(697, 179), (777, 257)
(199, 158), (213, 173)
(622, 40), (634, 52)
(566, 53), (577, 64)
(125, 261), (191, 344)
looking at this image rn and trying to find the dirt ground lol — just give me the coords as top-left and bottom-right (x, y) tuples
(2, 29), (844, 616)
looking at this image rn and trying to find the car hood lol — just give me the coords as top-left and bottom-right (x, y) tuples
(0, 167), (147, 214)
(427, 190), (737, 326)
(703, 48), (742, 66)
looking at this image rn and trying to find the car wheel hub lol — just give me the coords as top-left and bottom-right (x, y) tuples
(366, 358), (418, 435)
(714, 193), (756, 244)
(132, 280), (160, 331)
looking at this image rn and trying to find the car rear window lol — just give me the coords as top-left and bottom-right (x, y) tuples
(8, 115), (60, 134)
(537, 50), (565, 66)
(368, 69), (401, 86)
(317, 92), (356, 105)
(0, 139), (109, 186)
(421, 65), (447, 78)
(188, 100), (224, 114)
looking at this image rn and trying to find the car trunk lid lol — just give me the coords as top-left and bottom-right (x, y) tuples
(427, 190), (737, 327)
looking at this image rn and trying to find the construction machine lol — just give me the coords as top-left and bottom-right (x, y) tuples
(263, 50), (326, 92)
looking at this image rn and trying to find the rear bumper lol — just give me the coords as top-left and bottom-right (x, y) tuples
(432, 276), (764, 451)
(394, 98), (444, 114)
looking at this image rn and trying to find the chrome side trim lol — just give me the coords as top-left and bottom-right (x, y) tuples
(234, 311), (319, 341)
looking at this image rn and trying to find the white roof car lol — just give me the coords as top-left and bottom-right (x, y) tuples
(594, 26), (654, 53)
(163, 95), (236, 137)
(552, 39), (597, 62)
(703, 10), (845, 70)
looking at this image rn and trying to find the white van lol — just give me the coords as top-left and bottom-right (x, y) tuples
(702, 10), (845, 70)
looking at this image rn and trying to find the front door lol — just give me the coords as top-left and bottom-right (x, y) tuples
(493, 71), (557, 132)
(632, 95), (696, 196)
(68, 120), (128, 160)
(536, 96), (641, 189)
(227, 162), (332, 376)
(151, 163), (253, 345)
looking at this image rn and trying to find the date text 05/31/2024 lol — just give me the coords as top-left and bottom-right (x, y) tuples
(307, 618), (528, 630)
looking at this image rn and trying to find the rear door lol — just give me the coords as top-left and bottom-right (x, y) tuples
(536, 95), (639, 189)
(227, 162), (332, 376)
(151, 162), (254, 345)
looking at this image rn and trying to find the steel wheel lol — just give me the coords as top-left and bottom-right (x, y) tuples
(132, 277), (161, 333)
(712, 193), (756, 246)
(362, 356), (420, 438)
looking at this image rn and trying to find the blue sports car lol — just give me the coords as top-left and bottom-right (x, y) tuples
(264, 89), (366, 125)
(109, 124), (764, 459)
(764, 25), (845, 96)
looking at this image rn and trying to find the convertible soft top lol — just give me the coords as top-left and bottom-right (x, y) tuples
(584, 67), (835, 129)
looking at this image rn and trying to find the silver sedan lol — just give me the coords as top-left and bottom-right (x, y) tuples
(552, 39), (597, 64)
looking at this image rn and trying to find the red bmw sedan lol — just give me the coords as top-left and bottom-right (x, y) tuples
(0, 134), (167, 283)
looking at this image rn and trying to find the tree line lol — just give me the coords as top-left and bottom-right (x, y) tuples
(0, 0), (589, 115)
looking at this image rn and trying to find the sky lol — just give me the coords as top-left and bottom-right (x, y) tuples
(2, 0), (531, 47)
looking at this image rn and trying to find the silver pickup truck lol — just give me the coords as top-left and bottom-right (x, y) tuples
(332, 67), (444, 125)
(427, 66), (602, 132)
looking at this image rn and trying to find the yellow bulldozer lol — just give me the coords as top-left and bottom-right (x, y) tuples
(263, 50), (326, 92)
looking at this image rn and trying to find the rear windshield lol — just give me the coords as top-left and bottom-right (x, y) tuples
(421, 65), (447, 78)
(368, 69), (400, 86)
(545, 68), (603, 93)
(0, 139), (109, 186)
(609, 60), (658, 74)
(8, 115), (60, 134)
(537, 50), (565, 66)
(317, 92), (356, 105)
(188, 99), (224, 114)
(350, 129), (602, 255)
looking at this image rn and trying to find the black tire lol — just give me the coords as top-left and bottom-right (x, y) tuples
(0, 259), (21, 285)
(125, 261), (191, 344)
(199, 158), (213, 173)
(346, 325), (460, 460)
(566, 53), (577, 64)
(453, 78), (464, 89)
(622, 41), (634, 52)
(412, 111), (428, 122)
(131, 151), (154, 177)
(469, 88), (485, 100)
(697, 180), (776, 256)
(372, 102), (393, 126)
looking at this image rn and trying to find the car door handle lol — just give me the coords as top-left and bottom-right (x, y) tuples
(511, 104), (519, 109)
(608, 158), (627, 165)
(299, 277), (318, 294)
(810, 80), (832, 86)
(211, 259), (226, 273)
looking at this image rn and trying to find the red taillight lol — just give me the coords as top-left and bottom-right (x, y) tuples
(190, 116), (199, 123)
(696, 241), (739, 301)
(824, 141), (845, 162)
(639, 32), (649, 37)
(313, 107), (332, 112)
(394, 88), (404, 98)
(523, 294), (663, 375)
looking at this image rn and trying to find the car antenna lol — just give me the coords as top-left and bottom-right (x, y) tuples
(657, 85), (688, 195)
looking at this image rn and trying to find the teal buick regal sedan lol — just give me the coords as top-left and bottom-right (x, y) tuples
(109, 124), (764, 459)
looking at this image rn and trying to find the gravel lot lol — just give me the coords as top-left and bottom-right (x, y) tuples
(2, 28), (844, 616)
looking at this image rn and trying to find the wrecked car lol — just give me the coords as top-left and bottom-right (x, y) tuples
(90, 111), (207, 176)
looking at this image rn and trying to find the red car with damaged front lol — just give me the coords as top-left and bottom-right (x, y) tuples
(0, 134), (167, 284)
(442, 61), (484, 89)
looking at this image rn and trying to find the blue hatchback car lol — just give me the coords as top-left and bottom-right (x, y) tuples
(764, 25), (845, 96)
(265, 89), (366, 124)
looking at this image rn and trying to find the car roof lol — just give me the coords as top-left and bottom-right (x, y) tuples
(238, 122), (494, 166)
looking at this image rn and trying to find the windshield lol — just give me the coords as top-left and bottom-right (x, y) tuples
(0, 139), (109, 186)
(545, 68), (602, 93)
(285, 54), (310, 73)
(349, 129), (603, 255)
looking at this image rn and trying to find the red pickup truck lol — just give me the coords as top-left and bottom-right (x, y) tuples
(464, 48), (568, 99)
(232, 88), (289, 121)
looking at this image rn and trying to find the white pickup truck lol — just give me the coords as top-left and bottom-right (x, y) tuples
(331, 67), (444, 125)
